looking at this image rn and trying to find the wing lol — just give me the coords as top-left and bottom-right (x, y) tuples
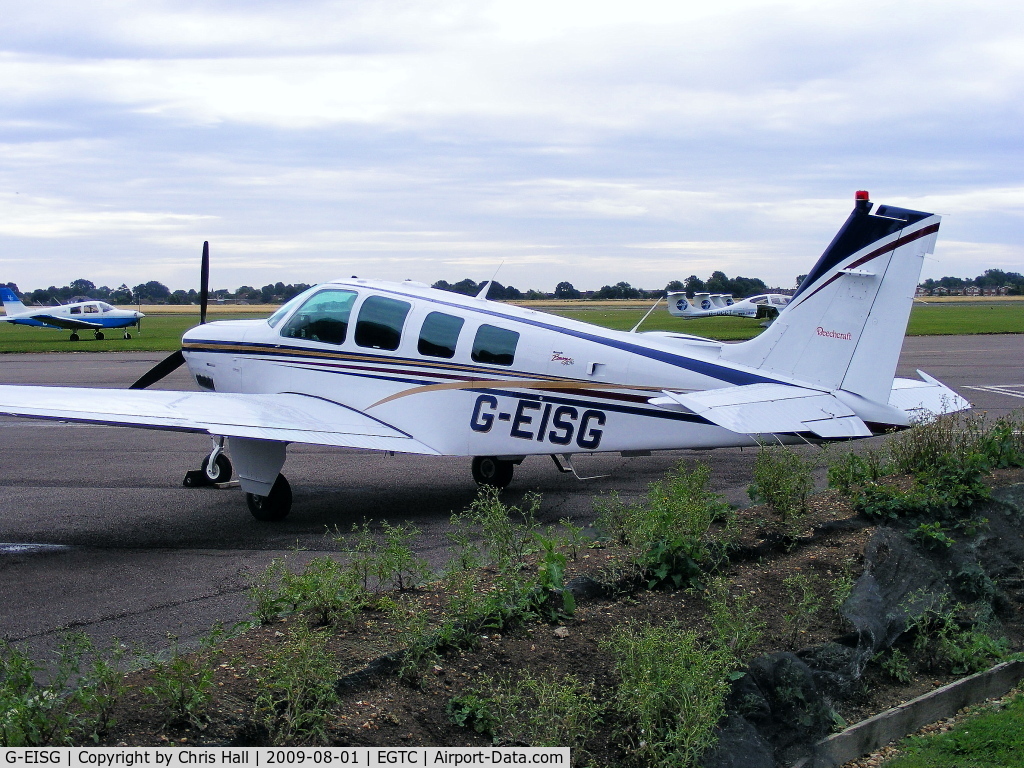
(650, 382), (871, 438)
(0, 386), (440, 454)
(22, 313), (104, 330)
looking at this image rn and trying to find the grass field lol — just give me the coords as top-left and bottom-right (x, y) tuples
(0, 301), (1020, 353)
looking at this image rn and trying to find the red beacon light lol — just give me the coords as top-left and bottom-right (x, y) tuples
(855, 190), (870, 201)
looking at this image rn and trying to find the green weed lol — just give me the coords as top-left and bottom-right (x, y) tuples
(748, 444), (815, 524)
(252, 623), (339, 745)
(703, 578), (765, 660)
(782, 573), (823, 649)
(144, 626), (225, 728)
(603, 621), (736, 767)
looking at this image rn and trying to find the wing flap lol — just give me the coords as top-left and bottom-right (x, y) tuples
(650, 382), (871, 438)
(0, 386), (440, 454)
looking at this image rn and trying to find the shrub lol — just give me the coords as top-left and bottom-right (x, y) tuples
(252, 623), (339, 744)
(703, 578), (765, 660)
(144, 626), (225, 728)
(603, 621), (736, 767)
(596, 462), (732, 589)
(450, 673), (601, 761)
(782, 573), (823, 648)
(748, 444), (815, 523)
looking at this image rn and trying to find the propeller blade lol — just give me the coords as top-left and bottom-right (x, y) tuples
(129, 350), (185, 390)
(199, 241), (210, 325)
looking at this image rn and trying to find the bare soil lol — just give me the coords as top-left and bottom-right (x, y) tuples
(97, 469), (1024, 763)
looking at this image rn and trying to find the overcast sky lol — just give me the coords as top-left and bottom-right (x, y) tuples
(1, 0), (1022, 294)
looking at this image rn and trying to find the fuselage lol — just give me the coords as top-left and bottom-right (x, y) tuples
(1, 300), (143, 329)
(181, 279), (806, 458)
(667, 292), (791, 319)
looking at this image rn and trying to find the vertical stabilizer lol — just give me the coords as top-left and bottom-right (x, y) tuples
(0, 287), (27, 316)
(721, 193), (940, 404)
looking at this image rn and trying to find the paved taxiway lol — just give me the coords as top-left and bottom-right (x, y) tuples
(0, 334), (1021, 659)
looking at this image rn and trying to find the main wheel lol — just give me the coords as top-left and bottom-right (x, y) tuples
(471, 456), (515, 488)
(201, 453), (232, 484)
(124, 332), (132, 339)
(69, 333), (80, 342)
(95, 331), (104, 340)
(247, 475), (292, 521)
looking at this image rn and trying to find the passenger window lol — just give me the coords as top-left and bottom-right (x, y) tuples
(70, 306), (81, 314)
(84, 304), (98, 314)
(472, 324), (519, 366)
(355, 295), (411, 351)
(280, 289), (358, 345)
(418, 312), (464, 359)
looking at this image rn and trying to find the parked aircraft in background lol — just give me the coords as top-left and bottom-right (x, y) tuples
(0, 288), (144, 341)
(0, 193), (969, 521)
(667, 291), (792, 320)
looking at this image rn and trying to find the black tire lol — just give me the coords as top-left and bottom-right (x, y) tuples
(70, 333), (80, 342)
(471, 456), (515, 488)
(95, 331), (104, 340)
(201, 453), (232, 483)
(247, 475), (292, 521)
(124, 332), (132, 339)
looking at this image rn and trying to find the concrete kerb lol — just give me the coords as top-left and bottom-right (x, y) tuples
(792, 659), (1024, 768)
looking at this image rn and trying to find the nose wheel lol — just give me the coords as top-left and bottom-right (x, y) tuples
(69, 333), (80, 342)
(182, 438), (233, 487)
(246, 475), (292, 521)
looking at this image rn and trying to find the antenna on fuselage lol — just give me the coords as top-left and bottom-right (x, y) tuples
(629, 296), (663, 333)
(475, 261), (505, 300)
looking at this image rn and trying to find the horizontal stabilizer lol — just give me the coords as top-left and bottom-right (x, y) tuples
(649, 383), (871, 438)
(889, 371), (971, 418)
(0, 386), (441, 454)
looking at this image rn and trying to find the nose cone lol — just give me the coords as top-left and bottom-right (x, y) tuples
(136, 311), (145, 318)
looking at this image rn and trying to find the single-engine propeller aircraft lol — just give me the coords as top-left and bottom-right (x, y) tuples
(667, 291), (792, 320)
(0, 193), (970, 521)
(0, 287), (144, 341)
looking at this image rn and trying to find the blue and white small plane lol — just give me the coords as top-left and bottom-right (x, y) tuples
(0, 192), (970, 521)
(0, 288), (144, 341)
(667, 291), (792, 319)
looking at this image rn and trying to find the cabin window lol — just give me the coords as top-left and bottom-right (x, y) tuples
(280, 289), (358, 345)
(84, 304), (98, 314)
(99, 303), (114, 312)
(267, 286), (318, 328)
(355, 295), (411, 351)
(471, 324), (519, 366)
(418, 312), (464, 359)
(70, 306), (81, 314)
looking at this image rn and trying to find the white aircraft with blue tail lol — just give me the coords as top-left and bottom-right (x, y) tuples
(667, 291), (792, 320)
(0, 192), (969, 521)
(0, 288), (144, 341)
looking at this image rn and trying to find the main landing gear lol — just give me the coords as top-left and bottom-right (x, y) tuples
(183, 436), (294, 521)
(94, 331), (105, 340)
(472, 456), (516, 489)
(69, 333), (79, 342)
(246, 475), (293, 521)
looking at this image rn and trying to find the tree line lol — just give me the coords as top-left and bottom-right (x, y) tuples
(11, 267), (1015, 307)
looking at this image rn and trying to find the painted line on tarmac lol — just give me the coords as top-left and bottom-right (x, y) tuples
(963, 384), (1024, 400)
(0, 542), (71, 555)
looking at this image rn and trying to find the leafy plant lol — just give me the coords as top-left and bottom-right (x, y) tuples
(144, 627), (223, 728)
(782, 573), (822, 648)
(596, 462), (731, 590)
(909, 521), (955, 551)
(748, 444), (815, 523)
(534, 527), (576, 619)
(603, 621), (736, 768)
(248, 558), (288, 624)
(703, 578), (765, 660)
(252, 623), (339, 744)
(280, 555), (368, 627)
(451, 673), (600, 762)
(558, 517), (588, 561)
(827, 449), (887, 495)
(878, 648), (914, 684)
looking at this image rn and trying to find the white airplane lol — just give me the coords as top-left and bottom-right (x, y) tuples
(0, 193), (970, 521)
(0, 287), (144, 341)
(667, 291), (792, 319)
